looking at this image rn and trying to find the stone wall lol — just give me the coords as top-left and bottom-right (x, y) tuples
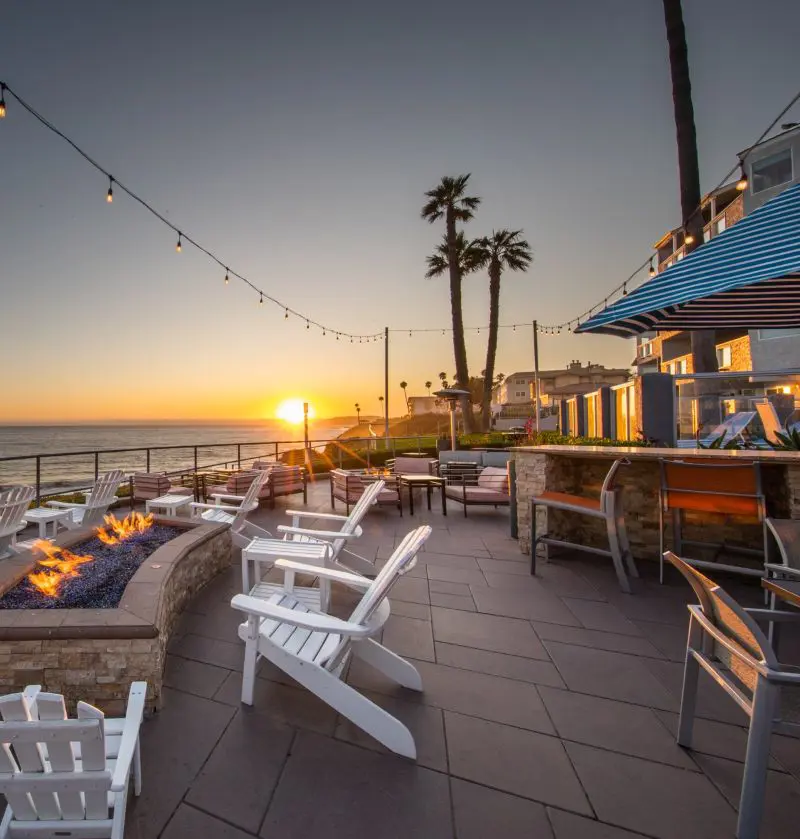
(515, 451), (794, 563)
(0, 519), (231, 714)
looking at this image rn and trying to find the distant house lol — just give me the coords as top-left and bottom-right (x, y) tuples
(492, 362), (630, 411)
(407, 395), (450, 416)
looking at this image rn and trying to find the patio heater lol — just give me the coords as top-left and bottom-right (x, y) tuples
(433, 388), (470, 451)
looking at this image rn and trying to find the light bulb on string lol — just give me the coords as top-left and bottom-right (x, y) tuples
(623, 282), (628, 295)
(323, 329), (326, 336)
(336, 333), (339, 341)
(106, 176), (114, 203)
(684, 227), (695, 245)
(649, 258), (656, 277)
(306, 320), (310, 330)
(350, 337), (353, 343)
(409, 330), (412, 337)
(736, 162), (748, 192)
(284, 309), (288, 319)
(0, 84), (6, 118)
(224, 269), (229, 285)
(259, 292), (263, 306)
(176, 233), (182, 253)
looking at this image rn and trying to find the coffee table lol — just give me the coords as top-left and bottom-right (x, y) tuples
(145, 494), (194, 517)
(22, 507), (73, 539)
(399, 474), (447, 516)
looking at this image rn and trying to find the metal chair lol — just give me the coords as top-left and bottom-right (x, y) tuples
(665, 551), (800, 839)
(530, 458), (637, 593)
(659, 459), (767, 583)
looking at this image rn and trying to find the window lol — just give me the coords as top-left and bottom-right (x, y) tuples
(716, 216), (726, 235)
(716, 345), (732, 369)
(758, 328), (800, 340)
(515, 378), (526, 384)
(751, 149), (793, 194)
(515, 390), (526, 397)
(665, 359), (688, 375)
(639, 341), (654, 358)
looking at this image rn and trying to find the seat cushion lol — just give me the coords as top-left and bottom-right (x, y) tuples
(446, 486), (509, 503)
(477, 466), (509, 494)
(394, 456), (435, 475)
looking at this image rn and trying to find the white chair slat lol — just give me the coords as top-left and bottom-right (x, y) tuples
(36, 693), (84, 821)
(77, 702), (109, 820)
(0, 744), (37, 822)
(0, 692), (61, 821)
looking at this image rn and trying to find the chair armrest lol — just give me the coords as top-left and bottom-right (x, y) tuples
(277, 525), (357, 540)
(274, 558), (371, 588)
(286, 510), (350, 522)
(765, 564), (800, 579)
(211, 493), (247, 503)
(109, 682), (147, 792)
(191, 502), (242, 514)
(231, 594), (371, 636)
(46, 501), (85, 510)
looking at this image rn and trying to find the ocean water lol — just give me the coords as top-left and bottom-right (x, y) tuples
(0, 423), (348, 491)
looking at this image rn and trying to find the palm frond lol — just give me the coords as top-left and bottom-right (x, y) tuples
(425, 253), (448, 278)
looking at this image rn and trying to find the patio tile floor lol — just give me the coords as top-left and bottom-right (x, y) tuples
(91, 479), (800, 837)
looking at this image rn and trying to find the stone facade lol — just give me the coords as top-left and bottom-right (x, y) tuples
(514, 449), (795, 562)
(0, 518), (231, 714)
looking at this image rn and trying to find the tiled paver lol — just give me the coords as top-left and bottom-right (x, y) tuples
(120, 480), (797, 838)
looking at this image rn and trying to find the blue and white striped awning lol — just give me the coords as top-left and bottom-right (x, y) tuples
(576, 182), (800, 337)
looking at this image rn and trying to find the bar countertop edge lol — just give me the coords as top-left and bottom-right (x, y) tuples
(511, 445), (800, 463)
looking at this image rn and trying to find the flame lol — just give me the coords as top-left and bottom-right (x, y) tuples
(95, 511), (154, 546)
(27, 540), (94, 598)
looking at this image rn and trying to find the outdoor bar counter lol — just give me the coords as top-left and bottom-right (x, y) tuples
(512, 445), (800, 562)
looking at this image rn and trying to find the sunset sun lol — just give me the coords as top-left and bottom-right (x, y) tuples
(275, 399), (313, 425)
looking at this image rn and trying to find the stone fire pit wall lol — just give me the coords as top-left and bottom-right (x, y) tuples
(0, 517), (231, 714)
(513, 445), (800, 561)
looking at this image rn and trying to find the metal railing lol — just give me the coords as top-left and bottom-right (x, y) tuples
(0, 434), (439, 505)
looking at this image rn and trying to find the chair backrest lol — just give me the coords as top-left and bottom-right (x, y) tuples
(701, 410), (757, 445)
(343, 479), (385, 532)
(0, 486), (34, 537)
(132, 472), (171, 499)
(349, 526), (432, 627)
(232, 469), (270, 529)
(393, 456), (435, 475)
(766, 518), (800, 571)
(659, 459), (764, 519)
(755, 400), (784, 445)
(226, 470), (261, 495)
(87, 470), (125, 509)
(270, 466), (306, 494)
(0, 689), (110, 823)
(664, 552), (778, 681)
(251, 460), (275, 471)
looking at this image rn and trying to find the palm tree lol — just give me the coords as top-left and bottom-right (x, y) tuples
(422, 174), (481, 431)
(472, 230), (532, 430)
(354, 402), (361, 424)
(438, 371), (449, 389)
(399, 381), (409, 413)
(425, 380), (432, 396)
(662, 0), (717, 375)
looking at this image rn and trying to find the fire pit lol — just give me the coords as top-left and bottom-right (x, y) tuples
(0, 513), (182, 609)
(0, 514), (232, 713)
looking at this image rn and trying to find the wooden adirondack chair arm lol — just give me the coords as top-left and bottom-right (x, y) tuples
(46, 501), (88, 510)
(231, 594), (372, 636)
(211, 492), (248, 503)
(286, 510), (350, 522)
(277, 525), (359, 540)
(109, 682), (147, 792)
(273, 558), (370, 588)
(190, 501), (243, 514)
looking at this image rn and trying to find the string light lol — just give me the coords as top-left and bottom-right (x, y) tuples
(224, 268), (229, 285)
(106, 176), (113, 203)
(284, 308), (288, 319)
(0, 83), (6, 119)
(736, 162), (748, 192)
(683, 228), (695, 246)
(306, 320), (310, 330)
(176, 233), (182, 253)
(623, 282), (628, 296)
(648, 258), (655, 278)
(259, 292), (263, 306)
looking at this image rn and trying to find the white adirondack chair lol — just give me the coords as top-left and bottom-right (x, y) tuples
(190, 469), (270, 548)
(241, 480), (386, 611)
(232, 525), (432, 759)
(46, 470), (125, 530)
(0, 682), (146, 839)
(0, 486), (35, 559)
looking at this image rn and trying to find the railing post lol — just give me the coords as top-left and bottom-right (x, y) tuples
(94, 452), (99, 481)
(274, 442), (279, 463)
(237, 444), (242, 469)
(146, 448), (151, 472)
(194, 447), (198, 473)
(337, 444), (342, 468)
(35, 456), (41, 507)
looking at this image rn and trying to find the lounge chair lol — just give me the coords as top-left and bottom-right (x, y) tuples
(130, 472), (190, 504)
(0, 682), (146, 839)
(232, 525), (432, 759)
(0, 486), (35, 559)
(190, 469), (270, 548)
(445, 465), (510, 517)
(665, 552), (800, 839)
(242, 479), (386, 611)
(330, 469), (402, 515)
(46, 470), (124, 530)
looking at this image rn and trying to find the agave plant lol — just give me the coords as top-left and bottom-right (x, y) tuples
(770, 427), (800, 450)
